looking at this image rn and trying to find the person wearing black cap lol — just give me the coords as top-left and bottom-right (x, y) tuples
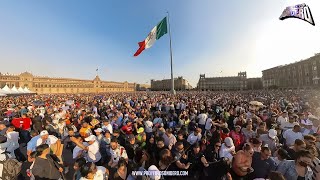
(112, 129), (125, 147)
(266, 112), (278, 130)
(124, 134), (138, 161)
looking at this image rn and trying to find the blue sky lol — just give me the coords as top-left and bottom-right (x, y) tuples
(0, 0), (319, 87)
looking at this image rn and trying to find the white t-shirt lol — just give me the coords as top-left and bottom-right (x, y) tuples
(277, 116), (288, 126)
(87, 141), (102, 163)
(205, 118), (213, 130)
(144, 120), (153, 133)
(198, 113), (208, 125)
(283, 129), (304, 146)
(79, 166), (107, 180)
(187, 133), (201, 145)
(110, 146), (128, 166)
(36, 135), (58, 147)
(219, 143), (235, 161)
(102, 124), (113, 134)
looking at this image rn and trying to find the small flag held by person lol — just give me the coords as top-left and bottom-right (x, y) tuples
(134, 17), (168, 57)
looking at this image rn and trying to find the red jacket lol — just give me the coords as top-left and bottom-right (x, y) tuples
(230, 130), (245, 151)
(11, 117), (32, 130)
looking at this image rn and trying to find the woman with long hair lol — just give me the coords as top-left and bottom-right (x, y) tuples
(31, 144), (63, 180)
(113, 158), (129, 180)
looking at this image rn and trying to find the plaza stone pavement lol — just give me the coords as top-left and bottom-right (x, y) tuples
(19, 144), (75, 180)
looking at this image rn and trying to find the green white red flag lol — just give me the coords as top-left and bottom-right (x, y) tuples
(134, 17), (168, 57)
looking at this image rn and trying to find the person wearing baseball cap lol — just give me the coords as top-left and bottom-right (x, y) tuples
(36, 130), (60, 148)
(136, 127), (147, 148)
(277, 111), (288, 127)
(102, 119), (113, 134)
(259, 129), (279, 154)
(220, 137), (235, 161)
(36, 130), (64, 165)
(70, 134), (102, 165)
(94, 128), (103, 144)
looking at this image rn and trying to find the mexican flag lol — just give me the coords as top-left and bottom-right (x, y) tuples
(134, 17), (168, 57)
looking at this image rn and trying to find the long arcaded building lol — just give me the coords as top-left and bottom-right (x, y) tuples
(262, 53), (320, 90)
(0, 72), (136, 94)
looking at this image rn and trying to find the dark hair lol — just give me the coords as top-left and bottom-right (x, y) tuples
(111, 137), (118, 143)
(67, 127), (75, 131)
(43, 116), (52, 123)
(295, 150), (313, 161)
(277, 148), (290, 160)
(268, 171), (285, 180)
(159, 149), (173, 166)
(294, 139), (306, 146)
(35, 144), (49, 156)
(75, 157), (86, 167)
(243, 143), (252, 151)
(175, 141), (184, 148)
(30, 130), (38, 137)
(30, 151), (38, 158)
(118, 158), (128, 168)
(80, 162), (96, 178)
(304, 135), (316, 141)
(261, 147), (270, 153)
(156, 137), (164, 143)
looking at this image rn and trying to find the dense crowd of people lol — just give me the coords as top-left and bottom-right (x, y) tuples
(0, 90), (320, 180)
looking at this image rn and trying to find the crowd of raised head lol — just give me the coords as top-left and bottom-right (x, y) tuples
(0, 90), (320, 180)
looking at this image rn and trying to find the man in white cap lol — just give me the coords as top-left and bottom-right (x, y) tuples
(219, 137), (235, 161)
(259, 129), (279, 154)
(94, 128), (103, 144)
(301, 121), (315, 135)
(36, 130), (63, 164)
(36, 130), (61, 148)
(70, 134), (102, 165)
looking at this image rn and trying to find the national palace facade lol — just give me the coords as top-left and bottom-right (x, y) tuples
(0, 72), (135, 94)
(262, 53), (320, 90)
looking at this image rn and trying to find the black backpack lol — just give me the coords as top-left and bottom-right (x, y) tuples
(0, 153), (22, 180)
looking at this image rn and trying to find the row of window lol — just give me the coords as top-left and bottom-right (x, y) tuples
(35, 88), (127, 92)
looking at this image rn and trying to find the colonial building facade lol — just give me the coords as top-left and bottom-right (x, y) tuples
(151, 77), (193, 91)
(0, 72), (135, 94)
(262, 53), (320, 89)
(197, 72), (248, 91)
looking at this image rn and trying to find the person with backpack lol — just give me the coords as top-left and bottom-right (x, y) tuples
(0, 138), (22, 180)
(31, 144), (63, 180)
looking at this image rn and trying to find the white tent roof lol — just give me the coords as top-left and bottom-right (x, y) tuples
(18, 87), (26, 93)
(0, 88), (8, 95)
(11, 86), (20, 94)
(2, 85), (14, 94)
(23, 87), (34, 93)
(0, 93), (6, 97)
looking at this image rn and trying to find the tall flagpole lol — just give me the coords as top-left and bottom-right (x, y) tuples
(167, 11), (176, 95)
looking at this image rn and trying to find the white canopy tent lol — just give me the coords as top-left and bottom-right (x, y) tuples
(0, 93), (6, 97)
(11, 86), (20, 94)
(0, 88), (8, 95)
(23, 87), (35, 94)
(18, 87), (26, 94)
(2, 85), (14, 94)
